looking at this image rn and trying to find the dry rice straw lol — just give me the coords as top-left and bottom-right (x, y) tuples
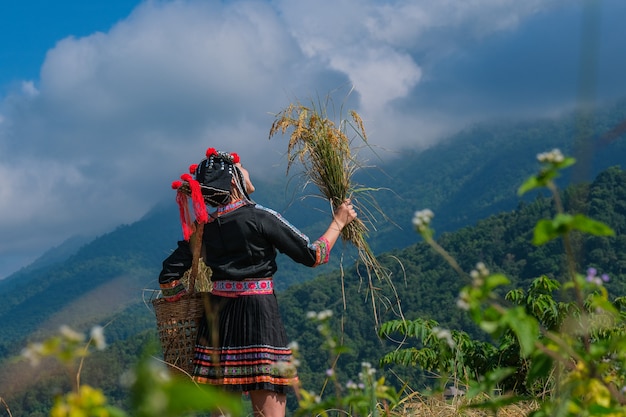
(269, 100), (404, 326)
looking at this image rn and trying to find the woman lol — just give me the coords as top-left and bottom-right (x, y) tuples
(159, 148), (357, 417)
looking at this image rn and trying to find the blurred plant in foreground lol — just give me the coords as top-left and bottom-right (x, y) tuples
(20, 325), (242, 417)
(403, 149), (625, 416)
(22, 325), (126, 417)
(295, 310), (401, 417)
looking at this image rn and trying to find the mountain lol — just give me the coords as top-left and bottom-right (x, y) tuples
(14, 235), (93, 275)
(3, 162), (625, 417)
(0, 99), (625, 414)
(278, 164), (626, 395)
(1, 99), (625, 349)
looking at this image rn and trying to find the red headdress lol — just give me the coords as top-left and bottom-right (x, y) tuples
(172, 148), (246, 239)
(172, 172), (209, 241)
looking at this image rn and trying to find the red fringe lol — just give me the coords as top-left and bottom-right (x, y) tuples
(181, 174), (208, 224)
(176, 190), (194, 241)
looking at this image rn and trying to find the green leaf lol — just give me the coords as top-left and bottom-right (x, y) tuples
(518, 176), (542, 196)
(504, 307), (539, 357)
(570, 214), (615, 237)
(479, 320), (499, 334)
(484, 273), (510, 291)
(164, 381), (243, 415)
(532, 218), (560, 245)
(556, 156), (576, 170)
(533, 213), (614, 245)
(533, 214), (575, 245)
(526, 351), (554, 384)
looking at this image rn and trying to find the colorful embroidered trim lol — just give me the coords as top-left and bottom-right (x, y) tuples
(217, 199), (247, 215)
(315, 236), (331, 265)
(193, 345), (298, 387)
(159, 279), (187, 302)
(211, 278), (274, 297)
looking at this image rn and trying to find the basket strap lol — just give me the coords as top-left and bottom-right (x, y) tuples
(188, 222), (204, 294)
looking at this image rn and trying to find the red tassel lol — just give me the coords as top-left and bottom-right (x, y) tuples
(176, 190), (194, 241)
(190, 179), (208, 223)
(172, 180), (183, 189)
(231, 152), (240, 163)
(206, 147), (217, 158)
(181, 174), (208, 224)
(188, 164), (198, 174)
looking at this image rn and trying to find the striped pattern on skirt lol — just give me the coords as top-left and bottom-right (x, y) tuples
(191, 290), (298, 393)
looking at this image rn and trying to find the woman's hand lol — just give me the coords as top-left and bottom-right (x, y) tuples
(333, 198), (357, 230)
(319, 199), (358, 256)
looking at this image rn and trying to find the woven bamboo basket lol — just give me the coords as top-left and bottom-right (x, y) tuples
(153, 225), (210, 376)
(152, 291), (207, 375)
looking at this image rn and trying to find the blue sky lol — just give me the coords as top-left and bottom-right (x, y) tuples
(1, 0), (625, 279)
(1, 1), (142, 90)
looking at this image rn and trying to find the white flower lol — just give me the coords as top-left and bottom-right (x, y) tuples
(456, 298), (470, 311)
(21, 343), (44, 366)
(59, 325), (85, 343)
(537, 148), (564, 164)
(359, 362), (376, 378)
(433, 326), (455, 348)
(306, 311), (317, 319)
(470, 262), (489, 285)
(273, 361), (291, 373)
(90, 325), (106, 350)
(346, 380), (358, 390)
(412, 209), (434, 230)
(317, 309), (333, 320)
(476, 262), (489, 275)
(119, 369), (137, 388)
(148, 359), (171, 382)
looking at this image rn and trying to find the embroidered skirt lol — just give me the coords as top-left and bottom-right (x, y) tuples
(192, 282), (298, 393)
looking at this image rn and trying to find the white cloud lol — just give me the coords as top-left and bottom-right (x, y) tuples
(273, 0), (570, 115)
(0, 0), (315, 269)
(330, 47), (422, 114)
(21, 81), (39, 97)
(0, 0), (621, 278)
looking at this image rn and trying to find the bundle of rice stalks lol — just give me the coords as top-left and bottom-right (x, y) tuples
(269, 103), (370, 251)
(269, 99), (399, 324)
(180, 258), (213, 293)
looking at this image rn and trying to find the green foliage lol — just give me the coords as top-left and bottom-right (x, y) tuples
(379, 318), (498, 384)
(128, 351), (242, 417)
(399, 149), (626, 415)
(295, 311), (401, 417)
(532, 214), (614, 246)
(14, 326), (242, 417)
(277, 161), (626, 412)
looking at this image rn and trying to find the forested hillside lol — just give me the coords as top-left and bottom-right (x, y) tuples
(0, 99), (625, 415)
(278, 165), (626, 393)
(2, 163), (624, 416)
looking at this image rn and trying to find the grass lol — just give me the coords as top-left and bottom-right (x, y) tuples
(269, 98), (403, 326)
(390, 391), (537, 417)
